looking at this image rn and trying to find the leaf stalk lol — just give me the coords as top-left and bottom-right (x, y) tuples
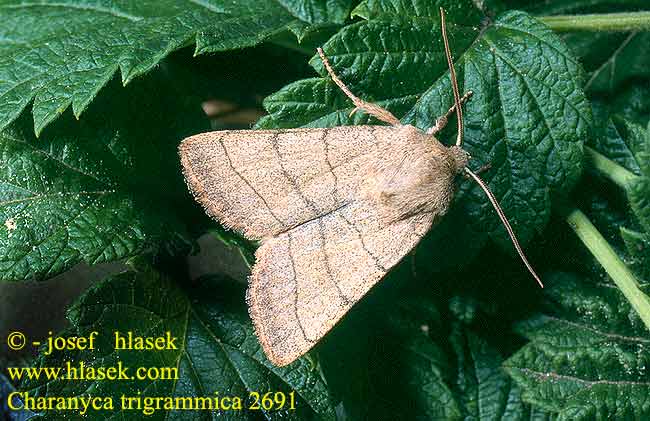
(585, 146), (638, 189)
(541, 11), (650, 32)
(565, 207), (650, 332)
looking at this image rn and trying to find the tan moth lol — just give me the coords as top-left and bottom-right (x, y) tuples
(179, 8), (542, 366)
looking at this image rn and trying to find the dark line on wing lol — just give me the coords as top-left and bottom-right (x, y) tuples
(318, 218), (352, 305)
(322, 130), (340, 202)
(275, 202), (351, 235)
(270, 132), (320, 216)
(216, 137), (285, 227)
(369, 125), (381, 148)
(287, 232), (317, 343)
(292, 127), (374, 189)
(272, 132), (351, 303)
(339, 212), (388, 272)
(328, 127), (386, 272)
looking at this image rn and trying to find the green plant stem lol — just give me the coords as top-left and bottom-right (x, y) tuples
(565, 207), (650, 332)
(540, 12), (650, 32)
(585, 146), (638, 189)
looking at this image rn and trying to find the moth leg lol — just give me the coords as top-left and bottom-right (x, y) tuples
(462, 163), (491, 181)
(426, 90), (473, 135)
(317, 47), (401, 126)
(475, 162), (491, 175)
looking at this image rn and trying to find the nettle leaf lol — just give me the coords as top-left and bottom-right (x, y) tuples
(621, 227), (650, 280)
(317, 269), (462, 421)
(256, 0), (482, 129)
(352, 0), (484, 22)
(317, 262), (555, 421)
(613, 83), (650, 126)
(589, 111), (645, 174)
(278, 0), (354, 24)
(592, 116), (650, 275)
(406, 11), (588, 252)
(514, 0), (650, 94)
(450, 325), (554, 421)
(588, 81), (650, 130)
(625, 120), (650, 270)
(209, 226), (257, 269)
(0, 0), (351, 135)
(260, 3), (589, 259)
(2, 372), (35, 421)
(505, 272), (650, 420)
(20, 269), (336, 420)
(627, 122), (650, 230)
(0, 72), (206, 282)
(563, 31), (650, 94)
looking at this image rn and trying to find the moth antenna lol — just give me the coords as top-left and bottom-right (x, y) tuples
(317, 47), (400, 126)
(464, 167), (544, 288)
(317, 47), (360, 108)
(440, 7), (464, 147)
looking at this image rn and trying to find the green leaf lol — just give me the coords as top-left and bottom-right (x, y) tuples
(630, 174), (650, 229)
(318, 270), (462, 421)
(585, 81), (650, 137)
(278, 0), (353, 24)
(593, 116), (650, 275)
(505, 272), (650, 420)
(352, 0), (483, 23)
(317, 262), (553, 421)
(0, 72), (206, 282)
(589, 111), (645, 175)
(410, 11), (588, 247)
(259, 3), (481, 130)
(258, 20), (478, 130)
(20, 269), (336, 420)
(258, 1), (477, 127)
(626, 121), (650, 231)
(563, 32), (650, 93)
(0, 0), (353, 135)
(624, 125), (650, 275)
(518, 1), (650, 93)
(450, 325), (554, 421)
(260, 6), (590, 257)
(621, 227), (650, 279)
(209, 226), (257, 269)
(2, 371), (36, 420)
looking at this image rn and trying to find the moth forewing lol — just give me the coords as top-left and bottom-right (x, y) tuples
(179, 127), (380, 240)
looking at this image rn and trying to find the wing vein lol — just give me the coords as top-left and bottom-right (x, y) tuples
(287, 232), (318, 344)
(217, 137), (285, 228)
(270, 131), (352, 304)
(339, 212), (388, 272)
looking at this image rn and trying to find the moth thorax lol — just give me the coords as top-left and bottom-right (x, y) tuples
(447, 145), (470, 173)
(361, 140), (460, 223)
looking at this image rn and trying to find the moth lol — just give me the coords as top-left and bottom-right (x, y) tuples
(179, 8), (542, 366)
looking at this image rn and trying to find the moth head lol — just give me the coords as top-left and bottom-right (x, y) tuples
(447, 145), (470, 174)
